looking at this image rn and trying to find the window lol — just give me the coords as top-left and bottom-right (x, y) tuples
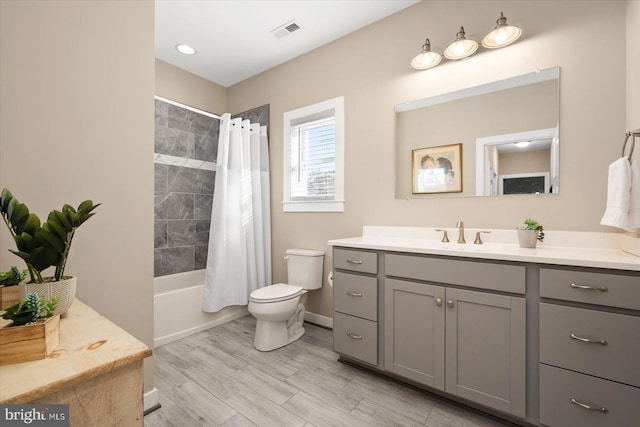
(283, 97), (344, 212)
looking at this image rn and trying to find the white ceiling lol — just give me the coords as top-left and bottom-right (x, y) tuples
(155, 0), (420, 87)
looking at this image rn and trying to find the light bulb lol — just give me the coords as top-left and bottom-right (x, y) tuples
(443, 27), (478, 60)
(495, 28), (507, 45)
(482, 12), (522, 49)
(411, 39), (442, 70)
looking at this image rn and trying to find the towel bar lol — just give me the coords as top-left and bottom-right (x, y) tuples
(622, 129), (639, 162)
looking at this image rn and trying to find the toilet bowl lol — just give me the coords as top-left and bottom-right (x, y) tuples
(248, 249), (324, 351)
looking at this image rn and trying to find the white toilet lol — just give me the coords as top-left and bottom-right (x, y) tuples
(248, 248), (324, 352)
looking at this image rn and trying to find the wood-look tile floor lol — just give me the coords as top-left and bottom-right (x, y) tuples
(145, 315), (511, 427)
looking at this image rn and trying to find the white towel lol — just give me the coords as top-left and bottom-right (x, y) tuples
(600, 157), (631, 230)
(628, 160), (640, 230)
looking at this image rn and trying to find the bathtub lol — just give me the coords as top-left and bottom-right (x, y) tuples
(153, 269), (249, 347)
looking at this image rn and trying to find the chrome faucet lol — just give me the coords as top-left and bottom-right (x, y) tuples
(456, 220), (466, 243)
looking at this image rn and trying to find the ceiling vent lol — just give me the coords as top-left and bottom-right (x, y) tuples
(271, 20), (301, 39)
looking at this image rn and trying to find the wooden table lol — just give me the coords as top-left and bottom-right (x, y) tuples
(0, 299), (152, 426)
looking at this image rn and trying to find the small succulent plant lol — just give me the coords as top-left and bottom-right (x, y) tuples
(516, 218), (545, 242)
(0, 266), (27, 286)
(2, 292), (58, 327)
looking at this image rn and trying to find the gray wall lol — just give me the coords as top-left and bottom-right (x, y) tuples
(153, 101), (270, 277)
(154, 100), (219, 276)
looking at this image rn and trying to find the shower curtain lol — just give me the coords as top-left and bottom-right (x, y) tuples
(203, 113), (271, 312)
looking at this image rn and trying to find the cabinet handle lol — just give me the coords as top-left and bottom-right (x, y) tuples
(346, 291), (363, 297)
(346, 332), (362, 340)
(570, 283), (608, 292)
(570, 333), (608, 346)
(446, 300), (455, 308)
(570, 398), (609, 414)
(435, 298), (443, 306)
(346, 259), (363, 265)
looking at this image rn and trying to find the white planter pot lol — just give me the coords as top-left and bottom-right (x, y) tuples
(517, 229), (539, 248)
(19, 276), (77, 317)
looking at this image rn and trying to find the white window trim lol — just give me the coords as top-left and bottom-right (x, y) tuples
(283, 96), (345, 212)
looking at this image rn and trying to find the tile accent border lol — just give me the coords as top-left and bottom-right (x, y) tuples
(154, 153), (216, 171)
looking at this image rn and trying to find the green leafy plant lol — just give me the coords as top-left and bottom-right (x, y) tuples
(2, 292), (58, 327)
(0, 188), (100, 283)
(0, 266), (27, 286)
(516, 218), (545, 242)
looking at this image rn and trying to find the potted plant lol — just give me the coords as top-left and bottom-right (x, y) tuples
(0, 188), (100, 316)
(0, 266), (27, 309)
(0, 292), (59, 365)
(516, 218), (545, 248)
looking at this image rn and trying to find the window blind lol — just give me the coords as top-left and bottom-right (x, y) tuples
(289, 116), (336, 201)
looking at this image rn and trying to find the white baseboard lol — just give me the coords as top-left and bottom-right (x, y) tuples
(304, 311), (333, 329)
(154, 308), (249, 347)
(144, 387), (159, 413)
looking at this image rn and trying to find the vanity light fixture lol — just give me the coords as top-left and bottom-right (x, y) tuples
(443, 26), (478, 60)
(482, 12), (522, 49)
(410, 12), (522, 70)
(410, 39), (443, 70)
(175, 44), (196, 55)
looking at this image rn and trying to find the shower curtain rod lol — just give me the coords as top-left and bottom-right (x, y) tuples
(154, 95), (221, 120)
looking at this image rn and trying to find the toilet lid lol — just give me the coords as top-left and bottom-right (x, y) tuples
(250, 283), (303, 303)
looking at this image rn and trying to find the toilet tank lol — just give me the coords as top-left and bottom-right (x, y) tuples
(286, 248), (325, 290)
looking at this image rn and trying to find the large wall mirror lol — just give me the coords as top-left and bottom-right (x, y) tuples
(395, 67), (560, 198)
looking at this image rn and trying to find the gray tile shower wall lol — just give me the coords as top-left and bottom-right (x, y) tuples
(154, 99), (218, 277)
(153, 100), (270, 277)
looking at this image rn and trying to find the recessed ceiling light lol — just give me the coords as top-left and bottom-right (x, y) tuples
(176, 44), (196, 55)
(515, 141), (531, 148)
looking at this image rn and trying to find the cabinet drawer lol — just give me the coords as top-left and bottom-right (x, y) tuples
(540, 268), (640, 310)
(333, 248), (378, 274)
(333, 312), (377, 365)
(539, 364), (640, 427)
(385, 254), (525, 294)
(334, 271), (377, 321)
(540, 303), (640, 387)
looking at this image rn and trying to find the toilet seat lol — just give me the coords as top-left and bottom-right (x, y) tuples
(250, 283), (303, 303)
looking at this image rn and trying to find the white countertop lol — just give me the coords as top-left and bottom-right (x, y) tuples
(328, 226), (640, 272)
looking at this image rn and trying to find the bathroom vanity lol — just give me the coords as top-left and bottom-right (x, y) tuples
(329, 227), (640, 427)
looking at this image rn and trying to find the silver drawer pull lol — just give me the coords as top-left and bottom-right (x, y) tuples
(570, 333), (608, 346)
(435, 297), (443, 306)
(346, 291), (363, 297)
(570, 398), (609, 414)
(346, 259), (363, 265)
(346, 332), (362, 340)
(570, 283), (608, 292)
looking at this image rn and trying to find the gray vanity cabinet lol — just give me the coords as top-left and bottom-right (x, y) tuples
(538, 267), (640, 427)
(383, 254), (526, 418)
(331, 238), (640, 427)
(384, 278), (445, 389)
(445, 288), (526, 418)
(332, 248), (379, 366)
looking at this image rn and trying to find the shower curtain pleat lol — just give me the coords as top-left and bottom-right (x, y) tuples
(203, 114), (272, 313)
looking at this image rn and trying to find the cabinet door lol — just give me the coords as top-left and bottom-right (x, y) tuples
(445, 288), (526, 418)
(384, 279), (445, 390)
